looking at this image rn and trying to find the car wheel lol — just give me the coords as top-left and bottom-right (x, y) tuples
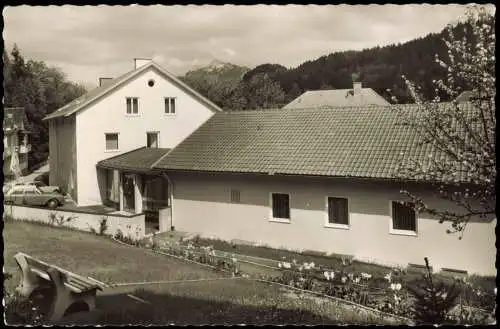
(47, 199), (59, 209)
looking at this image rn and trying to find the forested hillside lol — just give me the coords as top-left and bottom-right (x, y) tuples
(181, 19), (478, 111)
(3, 45), (87, 168)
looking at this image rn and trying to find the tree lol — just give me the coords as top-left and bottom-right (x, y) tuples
(394, 6), (495, 238)
(245, 73), (285, 109)
(4, 45), (87, 168)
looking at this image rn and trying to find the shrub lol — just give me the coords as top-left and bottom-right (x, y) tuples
(4, 291), (46, 325)
(406, 257), (461, 325)
(114, 229), (124, 241)
(99, 217), (108, 235)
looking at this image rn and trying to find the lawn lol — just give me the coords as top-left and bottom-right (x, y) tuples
(3, 220), (224, 294)
(3, 220), (397, 325)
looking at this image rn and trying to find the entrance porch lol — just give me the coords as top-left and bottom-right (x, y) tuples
(96, 147), (173, 234)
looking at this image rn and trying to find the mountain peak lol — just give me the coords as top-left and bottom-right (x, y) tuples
(205, 59), (233, 71)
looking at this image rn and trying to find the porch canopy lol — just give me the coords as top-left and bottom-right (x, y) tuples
(96, 147), (171, 173)
(96, 147), (172, 214)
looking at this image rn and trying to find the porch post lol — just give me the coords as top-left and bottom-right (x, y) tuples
(134, 174), (143, 214)
(119, 174), (124, 212)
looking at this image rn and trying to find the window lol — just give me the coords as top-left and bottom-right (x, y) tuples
(147, 132), (159, 148)
(105, 133), (119, 151)
(271, 193), (290, 221)
(126, 97), (138, 114)
(230, 189), (240, 203)
(391, 201), (417, 234)
(24, 186), (40, 195)
(148, 79), (155, 87)
(106, 169), (120, 203)
(165, 97), (176, 114)
(326, 197), (349, 227)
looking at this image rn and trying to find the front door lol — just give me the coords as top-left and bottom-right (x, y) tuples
(123, 174), (135, 212)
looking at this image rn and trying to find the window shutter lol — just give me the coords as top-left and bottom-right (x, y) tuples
(328, 197), (348, 224)
(133, 98), (138, 114)
(126, 98), (131, 114)
(170, 98), (176, 113)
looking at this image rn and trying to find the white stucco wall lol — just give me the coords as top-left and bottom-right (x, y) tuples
(169, 172), (496, 276)
(75, 66), (215, 206)
(49, 117), (77, 201)
(3, 204), (146, 240)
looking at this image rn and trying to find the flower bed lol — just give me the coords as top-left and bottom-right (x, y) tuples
(113, 231), (496, 325)
(269, 258), (496, 325)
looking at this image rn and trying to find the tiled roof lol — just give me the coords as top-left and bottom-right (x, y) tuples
(3, 107), (28, 132)
(44, 61), (222, 121)
(283, 88), (390, 109)
(154, 103), (473, 182)
(97, 147), (171, 172)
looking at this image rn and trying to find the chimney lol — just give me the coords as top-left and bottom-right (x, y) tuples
(134, 58), (152, 69)
(99, 77), (113, 87)
(353, 81), (362, 96)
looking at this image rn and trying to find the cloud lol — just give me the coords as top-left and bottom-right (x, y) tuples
(223, 48), (236, 57)
(3, 4), (475, 86)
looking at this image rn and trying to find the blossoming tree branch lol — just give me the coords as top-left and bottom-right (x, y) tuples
(395, 5), (495, 238)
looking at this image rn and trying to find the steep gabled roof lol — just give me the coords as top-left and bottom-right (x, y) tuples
(153, 103), (475, 183)
(283, 88), (390, 109)
(43, 61), (222, 121)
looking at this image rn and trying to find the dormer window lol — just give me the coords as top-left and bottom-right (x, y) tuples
(165, 97), (176, 114)
(126, 97), (139, 114)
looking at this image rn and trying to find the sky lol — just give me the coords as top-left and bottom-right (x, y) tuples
(3, 4), (477, 88)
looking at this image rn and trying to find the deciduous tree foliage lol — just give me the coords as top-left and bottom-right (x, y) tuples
(394, 6), (495, 238)
(3, 45), (87, 168)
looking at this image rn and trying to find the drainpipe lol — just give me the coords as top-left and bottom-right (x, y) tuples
(161, 172), (175, 231)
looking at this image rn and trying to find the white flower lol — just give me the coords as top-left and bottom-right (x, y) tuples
(390, 283), (396, 290)
(324, 271), (330, 280)
(292, 259), (297, 264)
(309, 262), (315, 268)
(282, 262), (291, 269)
(330, 271), (335, 279)
(354, 277), (360, 283)
(361, 272), (372, 280)
(341, 276), (347, 284)
(348, 273), (354, 280)
(231, 257), (237, 263)
(384, 273), (392, 283)
(395, 283), (402, 291)
(278, 262), (282, 269)
(441, 292), (448, 299)
(298, 265), (303, 272)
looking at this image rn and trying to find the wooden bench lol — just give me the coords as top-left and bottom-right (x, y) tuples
(14, 252), (104, 322)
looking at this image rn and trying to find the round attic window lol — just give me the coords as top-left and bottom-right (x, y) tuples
(148, 79), (155, 87)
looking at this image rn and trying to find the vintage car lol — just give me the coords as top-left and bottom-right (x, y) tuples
(4, 184), (65, 208)
(28, 181), (62, 194)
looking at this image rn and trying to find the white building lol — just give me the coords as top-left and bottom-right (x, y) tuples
(43, 59), (221, 216)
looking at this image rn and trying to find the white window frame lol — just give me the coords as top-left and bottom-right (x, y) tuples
(146, 131), (160, 148)
(389, 200), (418, 236)
(125, 97), (140, 116)
(164, 97), (177, 115)
(324, 196), (350, 230)
(104, 133), (120, 152)
(269, 192), (291, 224)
